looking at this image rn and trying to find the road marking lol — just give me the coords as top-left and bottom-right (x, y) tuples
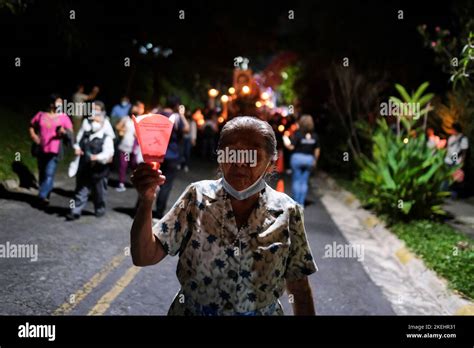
(395, 247), (414, 265)
(455, 304), (474, 315)
(88, 265), (141, 316)
(53, 252), (127, 315)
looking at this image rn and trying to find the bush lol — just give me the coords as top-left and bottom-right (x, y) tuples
(358, 118), (456, 221)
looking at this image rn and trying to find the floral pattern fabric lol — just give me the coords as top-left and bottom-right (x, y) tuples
(152, 178), (318, 315)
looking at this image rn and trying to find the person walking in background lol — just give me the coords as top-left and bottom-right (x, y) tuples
(283, 115), (320, 206)
(110, 96), (131, 125)
(71, 84), (99, 133)
(66, 112), (114, 220)
(115, 102), (142, 192)
(29, 94), (74, 208)
(201, 109), (218, 161)
(180, 109), (197, 173)
(155, 96), (189, 218)
(75, 101), (116, 144)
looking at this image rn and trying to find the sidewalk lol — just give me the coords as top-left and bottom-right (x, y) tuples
(444, 198), (474, 239)
(315, 172), (474, 315)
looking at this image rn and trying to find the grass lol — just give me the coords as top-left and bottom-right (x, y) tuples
(0, 106), (37, 181)
(333, 174), (474, 300)
(392, 220), (474, 299)
(0, 106), (75, 182)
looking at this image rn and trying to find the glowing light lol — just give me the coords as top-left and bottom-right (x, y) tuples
(278, 125), (285, 132)
(242, 85), (250, 94)
(208, 89), (219, 98)
(261, 92), (270, 100)
(220, 95), (229, 103)
(255, 101), (262, 108)
(218, 117), (224, 123)
(228, 87), (235, 95)
(198, 119), (205, 126)
(266, 101), (274, 108)
(403, 138), (409, 144)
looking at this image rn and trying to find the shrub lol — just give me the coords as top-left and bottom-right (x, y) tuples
(358, 120), (456, 221)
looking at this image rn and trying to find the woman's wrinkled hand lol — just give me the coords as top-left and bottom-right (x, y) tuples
(131, 163), (166, 203)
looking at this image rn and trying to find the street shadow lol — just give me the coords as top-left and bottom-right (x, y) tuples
(113, 207), (137, 219)
(51, 187), (75, 198)
(42, 205), (95, 218)
(11, 161), (38, 189)
(41, 205), (71, 218)
(0, 185), (37, 206)
(107, 177), (133, 188)
(0, 184), (94, 219)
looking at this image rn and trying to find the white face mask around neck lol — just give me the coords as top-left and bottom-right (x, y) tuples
(221, 162), (270, 200)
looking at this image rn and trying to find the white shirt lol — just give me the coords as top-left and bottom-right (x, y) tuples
(118, 117), (136, 153)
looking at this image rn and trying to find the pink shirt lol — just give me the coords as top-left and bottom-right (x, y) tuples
(31, 112), (73, 154)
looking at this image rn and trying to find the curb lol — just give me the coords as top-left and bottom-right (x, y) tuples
(317, 172), (474, 315)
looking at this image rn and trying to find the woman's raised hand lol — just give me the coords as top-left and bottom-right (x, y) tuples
(131, 163), (166, 203)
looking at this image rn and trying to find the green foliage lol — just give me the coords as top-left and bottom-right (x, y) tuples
(358, 116), (456, 221)
(451, 32), (474, 89)
(158, 77), (203, 111)
(389, 82), (434, 120)
(0, 0), (31, 14)
(0, 106), (37, 181)
(392, 220), (474, 299)
(277, 64), (301, 105)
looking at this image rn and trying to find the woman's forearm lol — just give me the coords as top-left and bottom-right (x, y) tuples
(131, 199), (165, 266)
(29, 127), (39, 142)
(292, 287), (316, 315)
(286, 278), (316, 315)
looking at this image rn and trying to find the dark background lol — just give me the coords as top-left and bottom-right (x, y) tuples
(0, 0), (461, 113)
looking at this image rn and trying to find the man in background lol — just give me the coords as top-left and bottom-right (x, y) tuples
(71, 84), (100, 133)
(111, 96), (132, 125)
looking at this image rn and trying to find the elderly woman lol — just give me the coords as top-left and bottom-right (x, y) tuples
(131, 116), (317, 315)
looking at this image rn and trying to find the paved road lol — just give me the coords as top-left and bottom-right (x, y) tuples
(0, 159), (394, 315)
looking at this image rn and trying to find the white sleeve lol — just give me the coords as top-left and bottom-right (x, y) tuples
(461, 137), (469, 150)
(95, 136), (115, 164)
(74, 119), (87, 150)
(191, 121), (197, 141)
(104, 118), (116, 140)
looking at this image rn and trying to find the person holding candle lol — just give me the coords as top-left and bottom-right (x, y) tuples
(130, 116), (317, 315)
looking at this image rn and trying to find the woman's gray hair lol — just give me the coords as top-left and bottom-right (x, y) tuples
(217, 116), (278, 162)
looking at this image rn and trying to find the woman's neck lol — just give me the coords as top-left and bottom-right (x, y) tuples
(230, 193), (259, 228)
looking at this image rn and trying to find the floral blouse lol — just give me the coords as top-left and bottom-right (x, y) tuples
(152, 178), (318, 315)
